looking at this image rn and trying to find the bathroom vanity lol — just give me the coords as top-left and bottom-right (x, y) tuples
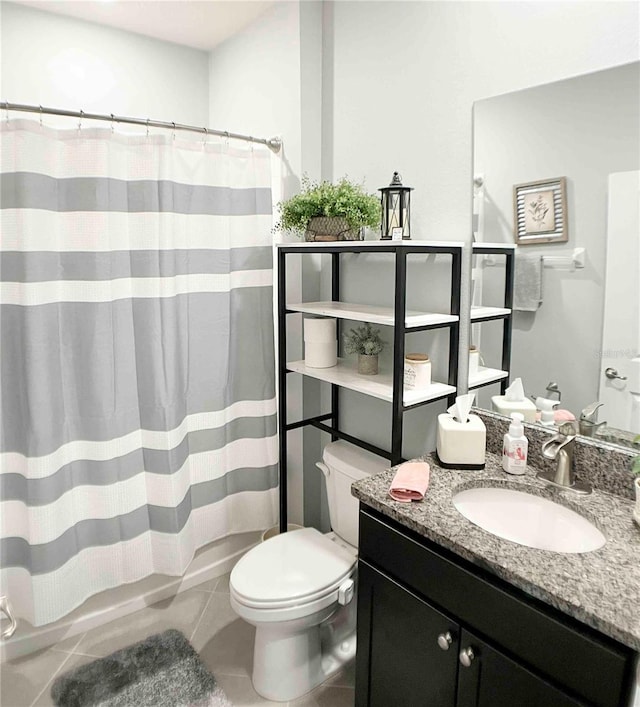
(352, 454), (640, 707)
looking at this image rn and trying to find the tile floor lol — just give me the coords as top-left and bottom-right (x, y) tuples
(0, 573), (355, 707)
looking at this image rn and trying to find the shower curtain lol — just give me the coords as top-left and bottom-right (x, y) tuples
(0, 119), (278, 626)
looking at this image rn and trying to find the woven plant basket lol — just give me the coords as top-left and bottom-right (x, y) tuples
(305, 216), (362, 242)
(358, 354), (379, 375)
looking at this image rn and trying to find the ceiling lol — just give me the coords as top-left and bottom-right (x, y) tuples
(8, 0), (276, 51)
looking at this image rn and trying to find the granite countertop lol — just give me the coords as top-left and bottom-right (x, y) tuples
(351, 452), (640, 652)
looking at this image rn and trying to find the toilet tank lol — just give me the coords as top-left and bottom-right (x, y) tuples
(319, 441), (389, 548)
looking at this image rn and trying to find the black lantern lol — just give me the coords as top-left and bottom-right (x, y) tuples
(379, 172), (413, 240)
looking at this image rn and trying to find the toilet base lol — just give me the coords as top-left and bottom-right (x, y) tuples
(251, 602), (355, 702)
(252, 623), (324, 702)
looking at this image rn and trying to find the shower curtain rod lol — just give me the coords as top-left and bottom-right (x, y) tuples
(0, 101), (282, 153)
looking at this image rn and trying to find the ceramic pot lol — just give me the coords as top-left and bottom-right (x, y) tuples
(404, 353), (431, 389)
(358, 354), (379, 375)
(305, 216), (361, 242)
(634, 478), (640, 527)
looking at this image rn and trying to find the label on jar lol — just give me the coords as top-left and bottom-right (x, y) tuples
(404, 363), (417, 388)
(404, 357), (431, 389)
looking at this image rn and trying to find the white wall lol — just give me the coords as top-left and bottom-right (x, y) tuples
(208, 1), (303, 188)
(322, 0), (640, 460)
(0, 2), (209, 127)
(326, 1), (639, 239)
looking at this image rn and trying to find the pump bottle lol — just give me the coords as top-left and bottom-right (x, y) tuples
(502, 412), (528, 475)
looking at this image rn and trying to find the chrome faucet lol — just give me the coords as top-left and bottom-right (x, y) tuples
(578, 402), (606, 437)
(538, 422), (592, 494)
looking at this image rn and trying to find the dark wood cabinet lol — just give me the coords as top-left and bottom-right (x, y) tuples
(357, 561), (459, 707)
(356, 507), (635, 707)
(456, 628), (583, 707)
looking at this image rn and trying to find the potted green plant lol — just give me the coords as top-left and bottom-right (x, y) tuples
(344, 323), (386, 375)
(274, 176), (380, 241)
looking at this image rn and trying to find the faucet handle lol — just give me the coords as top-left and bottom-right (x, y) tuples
(558, 421), (577, 437)
(545, 381), (562, 401)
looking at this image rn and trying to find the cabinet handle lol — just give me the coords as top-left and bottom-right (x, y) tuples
(459, 647), (475, 667)
(437, 631), (453, 651)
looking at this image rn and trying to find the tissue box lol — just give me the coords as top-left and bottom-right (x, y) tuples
(436, 413), (486, 469)
(491, 395), (537, 423)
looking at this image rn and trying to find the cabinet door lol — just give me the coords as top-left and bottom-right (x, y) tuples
(356, 561), (459, 707)
(456, 628), (585, 707)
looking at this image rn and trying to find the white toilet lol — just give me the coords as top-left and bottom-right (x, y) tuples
(229, 441), (387, 702)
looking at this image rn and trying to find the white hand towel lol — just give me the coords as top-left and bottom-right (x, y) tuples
(514, 254), (543, 311)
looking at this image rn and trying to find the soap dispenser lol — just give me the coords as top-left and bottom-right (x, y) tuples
(534, 396), (560, 426)
(502, 413), (528, 475)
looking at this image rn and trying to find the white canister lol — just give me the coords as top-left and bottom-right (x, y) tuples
(304, 317), (337, 368)
(404, 353), (431, 389)
(469, 346), (481, 377)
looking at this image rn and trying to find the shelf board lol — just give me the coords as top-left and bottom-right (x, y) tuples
(472, 243), (517, 252)
(287, 359), (456, 406)
(470, 306), (511, 321)
(276, 240), (465, 249)
(468, 366), (509, 389)
(287, 301), (458, 328)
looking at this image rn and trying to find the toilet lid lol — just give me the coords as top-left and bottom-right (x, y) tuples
(231, 528), (355, 607)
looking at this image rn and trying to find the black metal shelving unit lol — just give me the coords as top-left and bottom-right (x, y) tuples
(276, 241), (464, 532)
(468, 243), (516, 395)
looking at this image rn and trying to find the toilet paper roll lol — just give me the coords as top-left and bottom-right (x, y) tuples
(306, 341), (337, 368)
(304, 317), (337, 343)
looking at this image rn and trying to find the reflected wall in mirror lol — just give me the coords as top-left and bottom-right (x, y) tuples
(471, 62), (640, 448)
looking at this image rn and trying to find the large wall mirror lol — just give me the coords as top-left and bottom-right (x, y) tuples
(471, 62), (639, 448)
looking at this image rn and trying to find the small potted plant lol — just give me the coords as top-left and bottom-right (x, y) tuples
(344, 323), (386, 375)
(274, 176), (380, 241)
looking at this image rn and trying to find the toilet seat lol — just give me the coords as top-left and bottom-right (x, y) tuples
(230, 528), (356, 610)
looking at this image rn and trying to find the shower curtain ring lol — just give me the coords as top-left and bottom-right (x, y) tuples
(39, 105), (43, 127)
(78, 110), (84, 131)
(5, 101), (9, 123)
(224, 131), (230, 147)
(111, 114), (115, 133)
(172, 122), (176, 141)
(202, 127), (208, 146)
(146, 118), (150, 137)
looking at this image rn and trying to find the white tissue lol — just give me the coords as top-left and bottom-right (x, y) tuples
(504, 377), (525, 402)
(447, 393), (476, 423)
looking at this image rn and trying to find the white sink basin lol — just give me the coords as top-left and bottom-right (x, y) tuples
(452, 487), (606, 553)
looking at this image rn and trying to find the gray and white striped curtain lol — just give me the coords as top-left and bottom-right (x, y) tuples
(0, 120), (278, 626)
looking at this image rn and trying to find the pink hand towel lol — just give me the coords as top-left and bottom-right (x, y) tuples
(388, 461), (430, 502)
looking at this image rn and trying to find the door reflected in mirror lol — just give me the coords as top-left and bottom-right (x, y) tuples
(471, 62), (640, 449)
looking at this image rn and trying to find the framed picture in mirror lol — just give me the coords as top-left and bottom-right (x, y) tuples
(513, 177), (568, 244)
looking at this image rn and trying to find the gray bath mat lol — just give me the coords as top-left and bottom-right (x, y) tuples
(51, 629), (232, 707)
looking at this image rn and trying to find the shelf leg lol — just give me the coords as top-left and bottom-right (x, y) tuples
(501, 250), (515, 394)
(277, 248), (288, 533)
(449, 251), (462, 401)
(391, 250), (407, 465)
(331, 251), (340, 442)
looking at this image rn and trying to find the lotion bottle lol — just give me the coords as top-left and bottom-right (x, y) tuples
(502, 412), (528, 475)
